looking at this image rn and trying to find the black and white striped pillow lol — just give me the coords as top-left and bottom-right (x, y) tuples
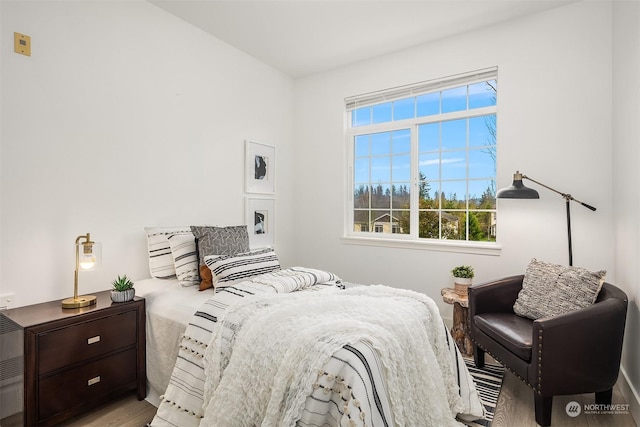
(204, 248), (280, 288)
(145, 226), (192, 279)
(167, 233), (200, 286)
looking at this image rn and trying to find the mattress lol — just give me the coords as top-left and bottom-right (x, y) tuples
(135, 278), (213, 406)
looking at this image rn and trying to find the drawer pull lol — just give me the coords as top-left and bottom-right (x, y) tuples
(87, 335), (101, 345)
(88, 376), (101, 386)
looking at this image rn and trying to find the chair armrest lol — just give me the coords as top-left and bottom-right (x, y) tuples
(468, 275), (523, 317)
(531, 296), (628, 394)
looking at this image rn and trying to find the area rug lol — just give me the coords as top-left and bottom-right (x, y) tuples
(463, 357), (505, 427)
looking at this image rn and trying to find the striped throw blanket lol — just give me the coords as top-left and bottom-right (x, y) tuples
(150, 268), (484, 427)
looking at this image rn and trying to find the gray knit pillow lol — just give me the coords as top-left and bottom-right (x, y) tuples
(190, 225), (250, 265)
(513, 258), (606, 320)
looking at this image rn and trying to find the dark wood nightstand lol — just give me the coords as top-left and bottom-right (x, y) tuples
(0, 291), (146, 426)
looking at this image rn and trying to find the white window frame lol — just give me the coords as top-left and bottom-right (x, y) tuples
(342, 68), (501, 256)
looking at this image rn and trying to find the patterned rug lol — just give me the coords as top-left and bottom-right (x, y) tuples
(463, 357), (505, 427)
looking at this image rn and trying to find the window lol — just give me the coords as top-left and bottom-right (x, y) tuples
(346, 68), (497, 246)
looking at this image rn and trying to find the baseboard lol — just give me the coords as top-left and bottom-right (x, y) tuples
(619, 366), (640, 425)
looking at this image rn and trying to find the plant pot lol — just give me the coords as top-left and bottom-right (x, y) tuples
(111, 288), (135, 303)
(453, 277), (472, 297)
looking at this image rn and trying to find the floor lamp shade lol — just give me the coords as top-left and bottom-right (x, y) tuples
(496, 172), (540, 199)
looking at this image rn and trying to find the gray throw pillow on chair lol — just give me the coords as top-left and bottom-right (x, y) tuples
(513, 258), (606, 320)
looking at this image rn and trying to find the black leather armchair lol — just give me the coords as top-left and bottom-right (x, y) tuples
(469, 275), (628, 426)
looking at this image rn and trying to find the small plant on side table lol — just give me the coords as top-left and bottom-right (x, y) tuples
(111, 274), (135, 303)
(451, 265), (474, 296)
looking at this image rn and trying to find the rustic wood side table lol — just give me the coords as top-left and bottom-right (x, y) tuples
(441, 288), (473, 357)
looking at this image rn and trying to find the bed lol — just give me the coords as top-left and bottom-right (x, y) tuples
(135, 277), (211, 406)
(139, 226), (485, 426)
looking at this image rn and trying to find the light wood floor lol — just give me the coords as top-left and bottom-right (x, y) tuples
(492, 371), (636, 427)
(0, 392), (156, 427)
(2, 375), (636, 427)
(56, 393), (157, 427)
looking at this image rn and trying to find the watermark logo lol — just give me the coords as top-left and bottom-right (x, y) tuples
(583, 403), (630, 415)
(566, 401), (581, 417)
(564, 401), (631, 418)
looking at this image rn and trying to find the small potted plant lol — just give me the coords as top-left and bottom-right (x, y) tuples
(111, 274), (135, 303)
(451, 265), (474, 296)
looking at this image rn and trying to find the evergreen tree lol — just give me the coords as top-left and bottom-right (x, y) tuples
(466, 212), (484, 241)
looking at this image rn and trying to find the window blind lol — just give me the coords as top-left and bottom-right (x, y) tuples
(344, 67), (498, 111)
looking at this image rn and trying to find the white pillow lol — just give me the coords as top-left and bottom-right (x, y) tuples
(204, 248), (280, 288)
(145, 226), (192, 279)
(167, 233), (200, 286)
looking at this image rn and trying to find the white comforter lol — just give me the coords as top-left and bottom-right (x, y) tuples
(150, 268), (484, 427)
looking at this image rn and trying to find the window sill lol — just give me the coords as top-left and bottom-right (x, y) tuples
(341, 235), (502, 256)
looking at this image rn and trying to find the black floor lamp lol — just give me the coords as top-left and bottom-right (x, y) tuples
(496, 171), (596, 266)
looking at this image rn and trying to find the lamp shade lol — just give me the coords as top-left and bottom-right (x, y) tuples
(78, 241), (101, 270)
(496, 172), (540, 199)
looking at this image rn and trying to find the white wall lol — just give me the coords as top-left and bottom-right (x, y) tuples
(2, 0), (637, 418)
(293, 0), (640, 416)
(0, 1), (3, 293)
(0, 0), (295, 307)
(613, 0), (640, 421)
(293, 0), (613, 305)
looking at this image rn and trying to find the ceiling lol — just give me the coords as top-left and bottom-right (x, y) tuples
(149, 0), (576, 78)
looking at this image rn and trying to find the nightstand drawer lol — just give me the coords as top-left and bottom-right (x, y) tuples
(38, 310), (137, 374)
(38, 347), (137, 421)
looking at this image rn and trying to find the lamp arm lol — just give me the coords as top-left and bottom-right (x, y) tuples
(522, 175), (596, 212)
(75, 233), (92, 245)
(74, 239), (80, 300)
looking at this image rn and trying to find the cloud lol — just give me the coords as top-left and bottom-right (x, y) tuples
(419, 157), (464, 166)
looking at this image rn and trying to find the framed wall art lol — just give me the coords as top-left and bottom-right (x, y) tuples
(246, 196), (275, 248)
(245, 141), (275, 194)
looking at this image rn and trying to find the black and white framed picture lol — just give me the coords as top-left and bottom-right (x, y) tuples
(246, 196), (275, 248)
(245, 140), (275, 194)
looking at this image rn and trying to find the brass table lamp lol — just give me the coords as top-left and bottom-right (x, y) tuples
(62, 233), (101, 309)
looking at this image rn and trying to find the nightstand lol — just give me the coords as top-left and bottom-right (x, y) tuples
(0, 290), (146, 426)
